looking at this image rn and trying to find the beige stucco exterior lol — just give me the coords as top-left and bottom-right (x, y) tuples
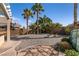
(0, 35), (5, 46)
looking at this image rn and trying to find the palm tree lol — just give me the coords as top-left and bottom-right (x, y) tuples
(38, 15), (53, 33)
(74, 3), (77, 29)
(22, 9), (33, 34)
(39, 15), (52, 25)
(31, 3), (44, 34)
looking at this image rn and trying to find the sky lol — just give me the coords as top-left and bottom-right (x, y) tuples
(10, 3), (79, 28)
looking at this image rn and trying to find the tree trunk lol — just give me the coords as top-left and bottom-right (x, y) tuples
(74, 3), (77, 29)
(36, 11), (39, 34)
(26, 18), (28, 34)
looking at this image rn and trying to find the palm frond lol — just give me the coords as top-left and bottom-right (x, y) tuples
(31, 3), (44, 14)
(22, 8), (33, 20)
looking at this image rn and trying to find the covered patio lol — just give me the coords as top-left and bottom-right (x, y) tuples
(0, 3), (12, 46)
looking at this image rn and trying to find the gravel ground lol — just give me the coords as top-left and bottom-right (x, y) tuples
(15, 37), (63, 51)
(17, 45), (65, 56)
(0, 41), (21, 56)
(0, 34), (64, 56)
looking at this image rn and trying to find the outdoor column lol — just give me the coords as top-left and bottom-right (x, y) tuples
(7, 19), (10, 41)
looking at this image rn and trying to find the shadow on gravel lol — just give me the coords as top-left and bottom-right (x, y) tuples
(11, 36), (62, 41)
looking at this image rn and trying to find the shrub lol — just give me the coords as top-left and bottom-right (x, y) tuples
(54, 42), (72, 52)
(60, 42), (72, 49)
(58, 41), (72, 52)
(61, 37), (69, 42)
(64, 49), (79, 56)
(54, 43), (65, 52)
(19, 29), (23, 35)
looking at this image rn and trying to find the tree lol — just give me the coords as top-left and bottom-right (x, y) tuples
(52, 23), (62, 35)
(29, 15), (53, 34)
(39, 15), (52, 25)
(22, 9), (33, 34)
(65, 26), (71, 35)
(74, 3), (77, 29)
(39, 15), (53, 33)
(29, 23), (37, 34)
(31, 3), (44, 34)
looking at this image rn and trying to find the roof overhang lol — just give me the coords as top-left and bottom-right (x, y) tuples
(0, 3), (12, 19)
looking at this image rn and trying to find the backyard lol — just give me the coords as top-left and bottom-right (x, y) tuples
(0, 3), (79, 56)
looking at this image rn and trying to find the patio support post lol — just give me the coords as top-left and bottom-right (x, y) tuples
(7, 19), (10, 41)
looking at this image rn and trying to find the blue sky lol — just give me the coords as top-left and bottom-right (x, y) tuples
(10, 3), (79, 27)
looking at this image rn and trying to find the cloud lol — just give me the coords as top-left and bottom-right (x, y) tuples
(12, 17), (20, 24)
(12, 17), (26, 27)
(28, 20), (32, 25)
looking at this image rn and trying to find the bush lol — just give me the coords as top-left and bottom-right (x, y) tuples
(54, 42), (72, 52)
(54, 43), (65, 52)
(64, 49), (79, 56)
(58, 41), (72, 52)
(61, 38), (69, 42)
(60, 42), (72, 49)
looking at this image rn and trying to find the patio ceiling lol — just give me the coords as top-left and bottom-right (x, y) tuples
(0, 3), (12, 19)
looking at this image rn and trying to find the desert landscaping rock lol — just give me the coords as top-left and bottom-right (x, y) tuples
(41, 52), (48, 56)
(53, 50), (58, 55)
(41, 46), (52, 49)
(16, 45), (65, 56)
(26, 53), (33, 56)
(50, 48), (54, 51)
(32, 52), (40, 56)
(38, 48), (44, 52)
(18, 51), (26, 56)
(37, 52), (43, 56)
(43, 48), (50, 52)
(45, 50), (52, 55)
(30, 49), (38, 53)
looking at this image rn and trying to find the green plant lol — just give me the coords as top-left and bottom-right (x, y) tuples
(22, 8), (33, 34)
(31, 3), (44, 34)
(64, 49), (79, 56)
(61, 38), (69, 42)
(60, 42), (72, 49)
(19, 29), (23, 35)
(54, 42), (72, 52)
(65, 26), (71, 35)
(57, 41), (72, 52)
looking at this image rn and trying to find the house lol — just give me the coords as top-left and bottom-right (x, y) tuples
(0, 3), (12, 46)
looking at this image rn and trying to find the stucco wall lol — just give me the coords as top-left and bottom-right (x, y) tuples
(0, 35), (5, 46)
